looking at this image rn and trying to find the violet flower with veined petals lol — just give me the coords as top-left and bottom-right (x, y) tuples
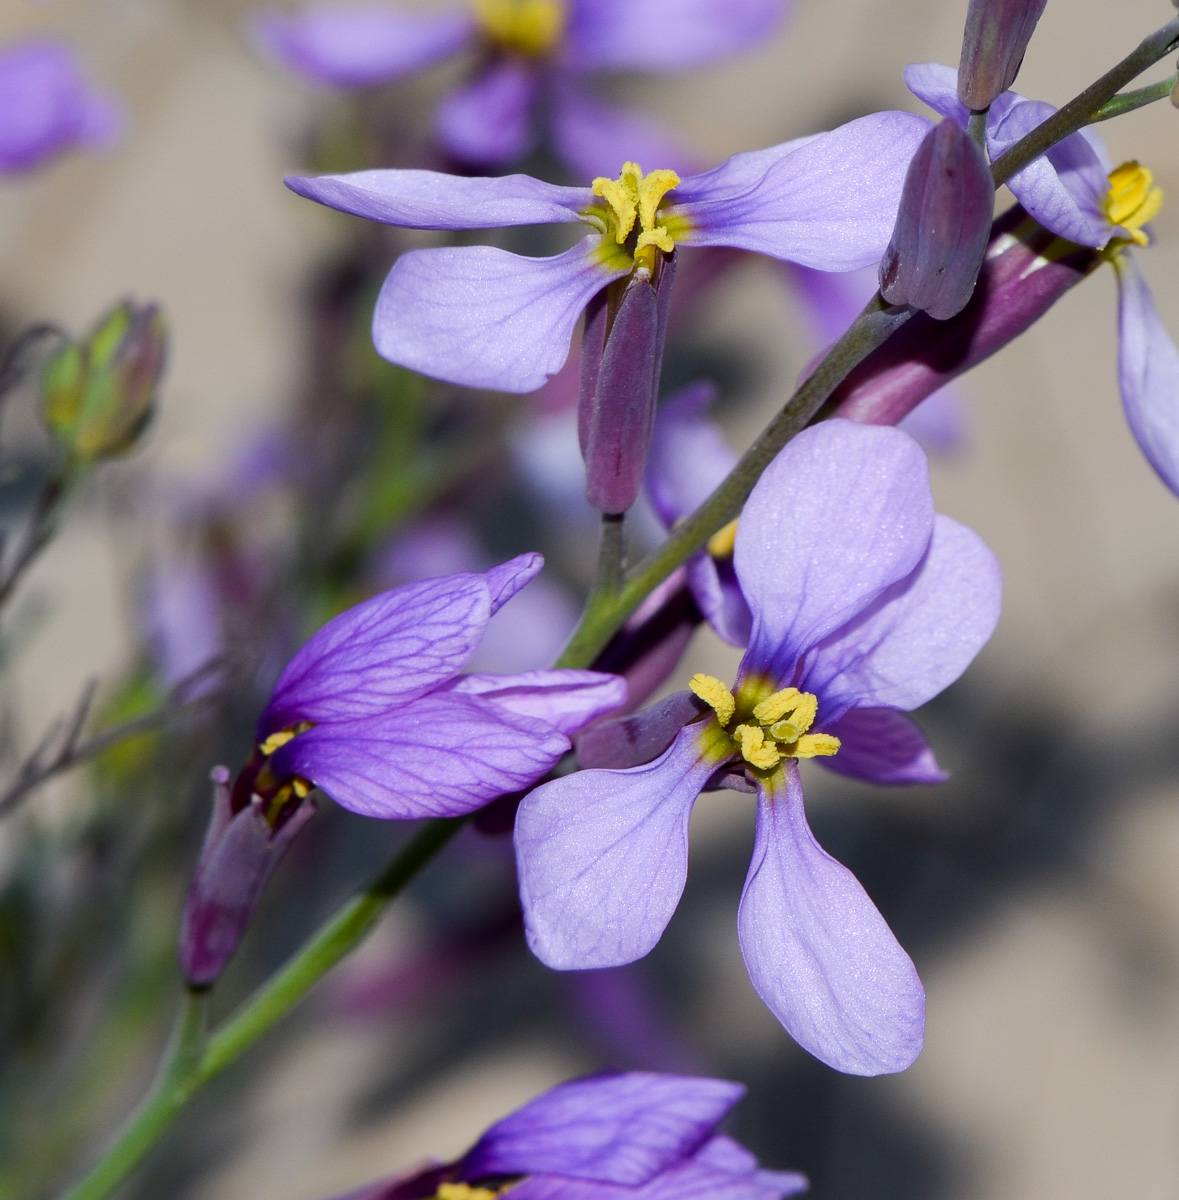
(907, 62), (1179, 495)
(286, 110), (931, 393)
(516, 420), (1002, 1075)
(256, 0), (785, 175)
(318, 1070), (807, 1200)
(0, 39), (121, 175)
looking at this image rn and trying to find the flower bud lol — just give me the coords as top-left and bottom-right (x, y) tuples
(578, 254), (676, 515)
(879, 120), (995, 321)
(180, 766), (315, 987)
(40, 300), (166, 462)
(958, 0), (1048, 110)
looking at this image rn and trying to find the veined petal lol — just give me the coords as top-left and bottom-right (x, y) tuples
(372, 239), (628, 392)
(285, 169), (593, 229)
(435, 58), (538, 166)
(672, 113), (932, 270)
(734, 421), (935, 688)
(262, 574), (490, 733)
(516, 723), (719, 969)
(1114, 253), (1179, 497)
(253, 6), (474, 87)
(801, 514), (1001, 715)
(562, 0), (787, 72)
(737, 763), (925, 1074)
(452, 669), (627, 736)
(819, 708), (947, 785)
(463, 1071), (743, 1185)
(508, 1160), (801, 1200)
(274, 693), (570, 819)
(485, 552), (544, 613)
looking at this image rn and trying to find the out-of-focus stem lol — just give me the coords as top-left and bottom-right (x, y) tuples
(1091, 71), (1179, 121)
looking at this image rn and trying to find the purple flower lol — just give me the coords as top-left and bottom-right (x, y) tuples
(0, 39), (120, 175)
(255, 0), (786, 175)
(235, 553), (625, 820)
(286, 110), (931, 392)
(317, 1070), (807, 1200)
(516, 420), (1002, 1075)
(907, 62), (1179, 495)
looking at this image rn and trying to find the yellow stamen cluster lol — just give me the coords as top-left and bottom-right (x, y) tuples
(689, 674), (840, 771)
(435, 1185), (505, 1200)
(472, 0), (566, 57)
(1104, 161), (1163, 248)
(591, 161), (681, 272)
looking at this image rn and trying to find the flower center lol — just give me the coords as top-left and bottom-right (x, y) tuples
(591, 161), (682, 273)
(472, 0), (566, 57)
(689, 673), (840, 771)
(1103, 161), (1163, 248)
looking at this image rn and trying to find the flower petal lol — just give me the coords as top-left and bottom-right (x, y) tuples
(508, 1161), (799, 1200)
(285, 169), (593, 229)
(262, 574), (490, 733)
(253, 5), (473, 87)
(818, 708), (947, 785)
(672, 113), (932, 270)
(733, 420), (935, 688)
(576, 690), (704, 769)
(1114, 253), (1179, 496)
(453, 669), (628, 736)
(275, 693), (569, 818)
(903, 61), (971, 127)
(562, 0), (787, 71)
(646, 381), (731, 526)
(372, 239), (627, 391)
(737, 763), (925, 1075)
(463, 1071), (743, 1185)
(485, 552), (545, 614)
(435, 58), (539, 166)
(800, 513), (1001, 715)
(516, 723), (717, 969)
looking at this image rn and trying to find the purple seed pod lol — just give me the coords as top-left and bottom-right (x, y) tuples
(958, 0), (1048, 110)
(879, 120), (995, 321)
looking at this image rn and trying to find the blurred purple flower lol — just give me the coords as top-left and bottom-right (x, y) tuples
(287, 110), (931, 392)
(320, 1070), (806, 1200)
(255, 0), (786, 175)
(0, 39), (120, 175)
(143, 554), (224, 693)
(908, 62), (1179, 496)
(516, 420), (1002, 1074)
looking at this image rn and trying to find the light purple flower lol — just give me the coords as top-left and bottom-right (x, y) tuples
(287, 110), (931, 392)
(235, 553), (625, 820)
(256, 0), (786, 174)
(0, 39), (121, 175)
(317, 1070), (807, 1200)
(516, 420), (1001, 1075)
(906, 61), (1179, 496)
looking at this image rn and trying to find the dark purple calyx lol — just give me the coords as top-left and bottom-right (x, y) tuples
(958, 0), (1048, 110)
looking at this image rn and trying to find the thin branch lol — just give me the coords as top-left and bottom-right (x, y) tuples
(1090, 71), (1179, 122)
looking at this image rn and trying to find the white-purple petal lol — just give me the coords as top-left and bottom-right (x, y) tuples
(1114, 253), (1179, 497)
(435, 58), (539, 167)
(263, 573), (490, 732)
(285, 169), (593, 230)
(734, 420), (935, 688)
(463, 1071), (743, 1185)
(819, 708), (947, 786)
(562, 0), (787, 72)
(372, 239), (627, 392)
(274, 693), (569, 819)
(672, 113), (932, 271)
(253, 5), (474, 87)
(452, 669), (627, 736)
(516, 723), (717, 969)
(800, 513), (1001, 716)
(903, 61), (971, 127)
(737, 763), (925, 1075)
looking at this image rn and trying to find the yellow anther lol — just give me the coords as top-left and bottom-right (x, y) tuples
(689, 673), (736, 728)
(291, 778), (311, 799)
(591, 161), (680, 260)
(436, 1185), (501, 1200)
(794, 733), (841, 759)
(707, 519), (739, 560)
(593, 162), (642, 244)
(752, 687), (801, 725)
(1104, 161), (1164, 247)
(259, 729), (297, 756)
(789, 692), (817, 735)
(732, 723), (781, 770)
(471, 0), (565, 57)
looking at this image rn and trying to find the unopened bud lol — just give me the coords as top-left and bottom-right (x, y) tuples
(578, 255), (676, 515)
(958, 0), (1048, 110)
(180, 766), (314, 987)
(41, 300), (166, 461)
(880, 120), (995, 321)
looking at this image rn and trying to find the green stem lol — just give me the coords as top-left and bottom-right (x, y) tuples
(1090, 71), (1179, 122)
(966, 108), (989, 149)
(591, 513), (626, 600)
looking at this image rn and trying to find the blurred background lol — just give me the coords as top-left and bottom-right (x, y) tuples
(3, 1), (1179, 1198)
